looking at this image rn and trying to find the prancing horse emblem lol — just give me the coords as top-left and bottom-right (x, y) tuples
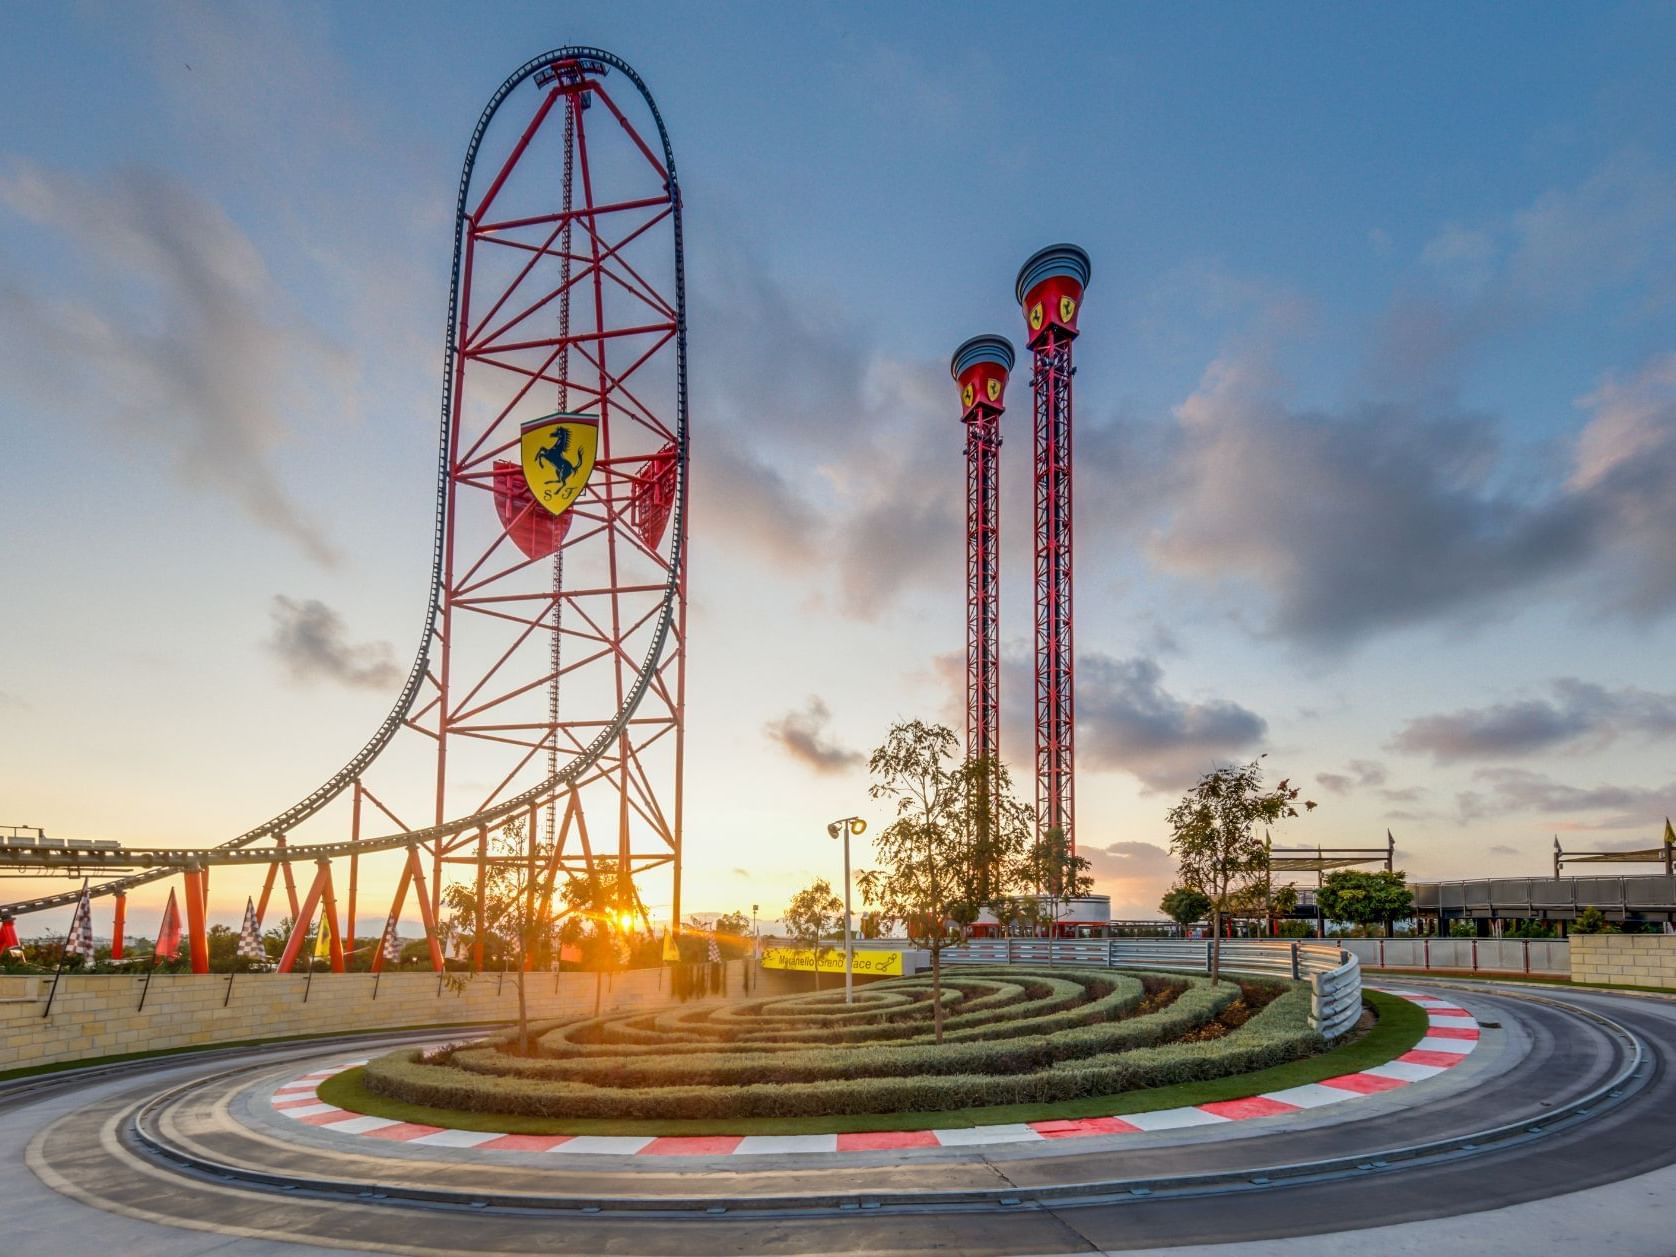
(519, 412), (599, 518)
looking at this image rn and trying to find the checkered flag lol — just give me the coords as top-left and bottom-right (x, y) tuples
(67, 890), (95, 965)
(381, 922), (402, 967)
(236, 898), (265, 961)
(706, 932), (721, 963)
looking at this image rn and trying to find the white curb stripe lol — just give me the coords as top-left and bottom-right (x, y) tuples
(1363, 1060), (1447, 1082)
(322, 1115), (401, 1135)
(1123, 1107), (1231, 1131)
(282, 1103), (342, 1119)
(1413, 1035), (1476, 1055)
(408, 1128), (505, 1148)
(735, 1134), (841, 1155)
(1259, 1082), (1360, 1108)
(557, 1135), (656, 1155)
(1427, 1014), (1478, 1030)
(933, 1124), (1042, 1146)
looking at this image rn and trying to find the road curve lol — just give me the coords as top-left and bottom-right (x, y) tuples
(11, 982), (1676, 1256)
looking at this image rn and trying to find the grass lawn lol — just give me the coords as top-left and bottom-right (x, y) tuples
(315, 990), (1427, 1137)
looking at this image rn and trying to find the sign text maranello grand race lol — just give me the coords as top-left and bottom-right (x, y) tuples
(760, 947), (904, 976)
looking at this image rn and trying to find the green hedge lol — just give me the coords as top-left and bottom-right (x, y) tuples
(361, 971), (1316, 1120)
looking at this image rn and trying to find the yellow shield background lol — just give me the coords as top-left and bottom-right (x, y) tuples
(520, 413), (599, 518)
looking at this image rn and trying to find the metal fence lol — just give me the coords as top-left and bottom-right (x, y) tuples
(1340, 936), (1569, 975)
(1414, 875), (1676, 920)
(943, 938), (1361, 1038)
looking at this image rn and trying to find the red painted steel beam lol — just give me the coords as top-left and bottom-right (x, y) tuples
(1016, 246), (1090, 857)
(110, 892), (125, 960)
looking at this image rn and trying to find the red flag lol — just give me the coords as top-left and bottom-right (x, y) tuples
(0, 915), (18, 951)
(154, 889), (183, 963)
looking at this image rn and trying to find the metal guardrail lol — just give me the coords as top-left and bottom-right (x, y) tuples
(1340, 937), (1570, 975)
(943, 939), (1361, 1038)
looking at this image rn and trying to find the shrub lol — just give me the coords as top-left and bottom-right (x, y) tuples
(361, 968), (1318, 1121)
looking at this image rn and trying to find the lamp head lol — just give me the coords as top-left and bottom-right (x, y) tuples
(849, 818), (867, 836)
(826, 821), (842, 840)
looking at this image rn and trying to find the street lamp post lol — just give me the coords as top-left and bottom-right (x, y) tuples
(826, 816), (867, 1004)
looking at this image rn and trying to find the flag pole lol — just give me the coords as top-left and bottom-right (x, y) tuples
(224, 965), (236, 1007)
(42, 879), (90, 1019)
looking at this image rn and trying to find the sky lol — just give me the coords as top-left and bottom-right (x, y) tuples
(4, 2), (1676, 939)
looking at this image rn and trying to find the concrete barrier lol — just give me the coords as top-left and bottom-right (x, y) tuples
(0, 962), (745, 1074)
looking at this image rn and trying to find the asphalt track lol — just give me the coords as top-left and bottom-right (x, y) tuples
(8, 981), (1676, 1256)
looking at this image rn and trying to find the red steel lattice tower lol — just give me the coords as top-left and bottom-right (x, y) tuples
(950, 335), (1016, 799)
(1016, 244), (1091, 854)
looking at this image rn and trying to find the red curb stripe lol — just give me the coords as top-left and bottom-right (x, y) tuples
(1423, 1007), (1470, 1018)
(1030, 1117), (1142, 1137)
(272, 1096), (322, 1110)
(359, 1122), (446, 1141)
(1198, 1097), (1301, 1120)
(1320, 1072), (1408, 1094)
(1423, 1026), (1479, 1040)
(837, 1130), (941, 1151)
(296, 1110), (353, 1126)
(640, 1136), (744, 1156)
(479, 1133), (574, 1152)
(1399, 1049), (1466, 1067)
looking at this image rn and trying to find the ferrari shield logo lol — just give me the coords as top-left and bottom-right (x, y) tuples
(986, 377), (1002, 402)
(1029, 301), (1044, 332)
(1059, 295), (1078, 324)
(520, 412), (599, 517)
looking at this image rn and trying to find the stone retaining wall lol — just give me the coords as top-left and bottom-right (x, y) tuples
(1570, 934), (1676, 987)
(0, 962), (746, 1073)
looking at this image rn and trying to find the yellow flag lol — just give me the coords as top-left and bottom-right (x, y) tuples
(313, 914), (333, 960)
(1664, 817), (1675, 846)
(662, 927), (680, 963)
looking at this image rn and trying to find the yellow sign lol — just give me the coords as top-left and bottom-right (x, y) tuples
(520, 412), (599, 517)
(1028, 300), (1044, 332)
(1059, 295), (1077, 324)
(986, 377), (1002, 402)
(760, 947), (903, 976)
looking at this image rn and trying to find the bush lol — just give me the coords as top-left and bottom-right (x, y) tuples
(361, 968), (1319, 1121)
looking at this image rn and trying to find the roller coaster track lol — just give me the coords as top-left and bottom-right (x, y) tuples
(2, 47), (686, 918)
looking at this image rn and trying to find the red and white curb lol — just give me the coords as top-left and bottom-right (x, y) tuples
(266, 989), (1479, 1157)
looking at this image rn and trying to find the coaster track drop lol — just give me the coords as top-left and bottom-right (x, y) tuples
(0, 47), (688, 971)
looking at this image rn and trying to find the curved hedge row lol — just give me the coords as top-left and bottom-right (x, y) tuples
(360, 968), (1324, 1122)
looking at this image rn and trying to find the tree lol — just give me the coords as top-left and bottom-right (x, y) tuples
(1571, 905), (1620, 935)
(1160, 885), (1212, 930)
(1166, 757), (1315, 985)
(783, 878), (843, 991)
(1317, 870), (1414, 936)
(1016, 827), (1093, 942)
(441, 816), (564, 1054)
(858, 720), (1031, 1041)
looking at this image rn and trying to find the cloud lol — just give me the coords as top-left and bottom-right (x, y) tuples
(687, 238), (964, 619)
(763, 697), (864, 774)
(1317, 759), (1389, 794)
(1392, 678), (1676, 762)
(1077, 654), (1268, 791)
(1456, 767), (1676, 830)
(1083, 840), (1175, 882)
(266, 596), (400, 689)
(1081, 841), (1178, 919)
(0, 162), (349, 563)
(1487, 844), (1521, 857)
(694, 426), (825, 567)
(1147, 353), (1603, 648)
